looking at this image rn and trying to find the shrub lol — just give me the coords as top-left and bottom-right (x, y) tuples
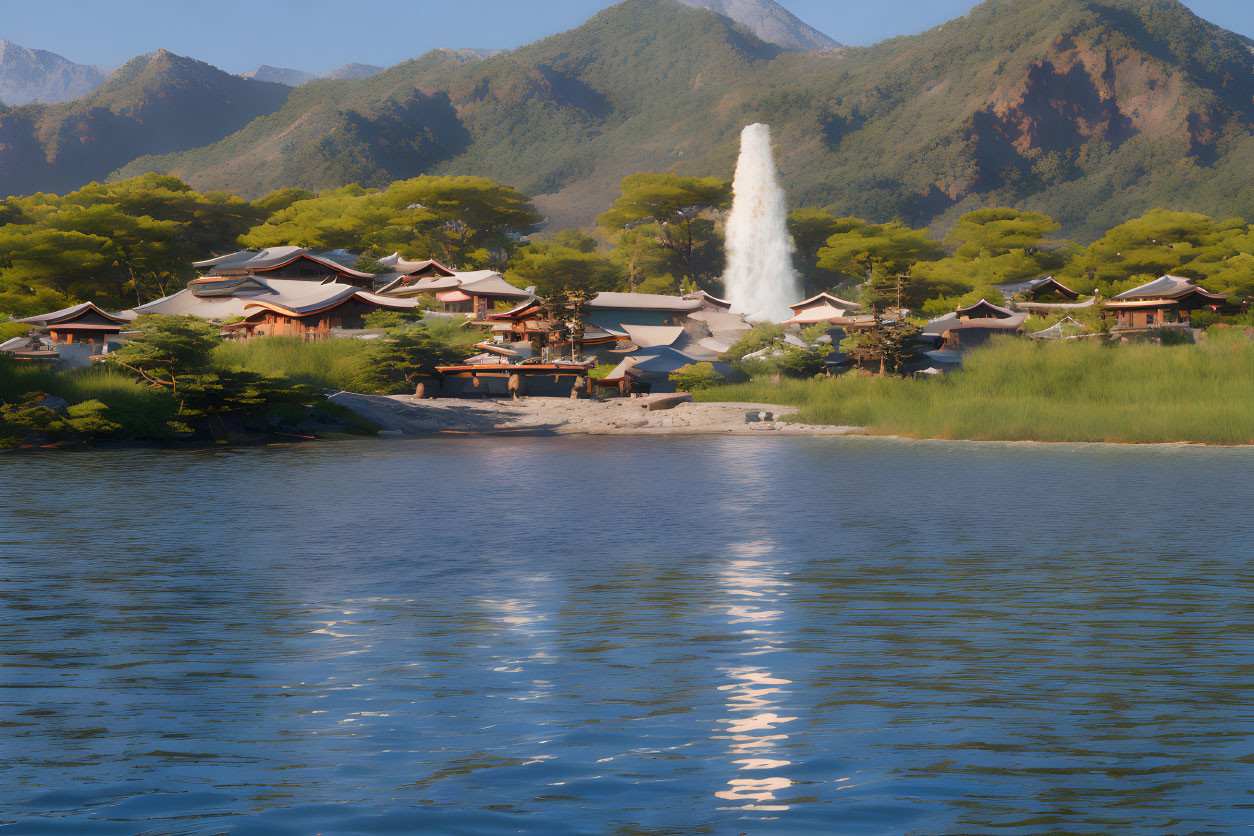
(669, 362), (722, 392)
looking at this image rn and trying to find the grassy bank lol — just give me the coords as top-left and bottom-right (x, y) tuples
(212, 321), (481, 392)
(1, 362), (177, 438)
(696, 330), (1254, 445)
(214, 337), (372, 391)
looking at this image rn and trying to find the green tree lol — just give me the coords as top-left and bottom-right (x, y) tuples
(0, 174), (262, 313)
(788, 208), (847, 294)
(598, 173), (731, 289)
(106, 315), (222, 389)
(360, 323), (470, 391)
(669, 362), (722, 392)
(843, 313), (924, 376)
(1062, 209), (1223, 292)
(944, 208), (1062, 259)
(608, 225), (684, 293)
(252, 187), (316, 215)
(176, 370), (320, 419)
(506, 241), (622, 297)
(240, 176), (542, 269)
(817, 218), (944, 289)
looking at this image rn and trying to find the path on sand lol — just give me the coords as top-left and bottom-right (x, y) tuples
(329, 393), (865, 437)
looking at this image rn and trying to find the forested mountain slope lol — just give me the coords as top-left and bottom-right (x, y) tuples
(9, 0), (1254, 238)
(0, 51), (290, 197)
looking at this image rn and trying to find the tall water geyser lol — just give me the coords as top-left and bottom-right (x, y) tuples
(723, 123), (800, 322)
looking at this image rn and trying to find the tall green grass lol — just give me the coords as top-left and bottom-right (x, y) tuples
(213, 337), (374, 392)
(1, 360), (176, 437)
(697, 332), (1254, 445)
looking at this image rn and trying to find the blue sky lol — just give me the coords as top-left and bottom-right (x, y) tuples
(4, 0), (1250, 74)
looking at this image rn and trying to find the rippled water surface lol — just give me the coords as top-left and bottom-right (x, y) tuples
(1, 437), (1251, 834)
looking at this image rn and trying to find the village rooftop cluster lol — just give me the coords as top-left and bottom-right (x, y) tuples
(0, 244), (1236, 396)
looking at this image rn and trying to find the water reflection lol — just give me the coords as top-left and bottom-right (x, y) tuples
(713, 548), (800, 813)
(0, 438), (1250, 834)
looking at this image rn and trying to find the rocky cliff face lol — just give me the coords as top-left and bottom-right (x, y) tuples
(0, 40), (111, 105)
(674, 0), (839, 50)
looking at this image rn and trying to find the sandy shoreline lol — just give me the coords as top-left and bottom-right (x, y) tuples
(329, 392), (864, 436)
(326, 392), (1251, 449)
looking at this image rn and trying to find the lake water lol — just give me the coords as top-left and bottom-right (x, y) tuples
(1, 437), (1250, 834)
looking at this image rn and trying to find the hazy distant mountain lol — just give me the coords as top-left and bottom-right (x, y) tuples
(675, 0), (839, 51)
(0, 50), (289, 196)
(243, 62), (387, 86)
(0, 39), (112, 104)
(243, 65), (317, 86)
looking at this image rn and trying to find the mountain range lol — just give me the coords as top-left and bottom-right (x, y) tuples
(677, 0), (840, 50)
(243, 63), (388, 87)
(4, 0), (1254, 239)
(0, 39), (112, 105)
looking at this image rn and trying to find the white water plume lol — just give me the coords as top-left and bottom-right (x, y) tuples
(723, 123), (800, 323)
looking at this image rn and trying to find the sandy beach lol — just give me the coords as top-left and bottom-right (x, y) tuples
(329, 392), (865, 436)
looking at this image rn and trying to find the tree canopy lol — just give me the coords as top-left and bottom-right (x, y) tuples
(506, 240), (622, 298)
(240, 176), (542, 269)
(599, 173), (731, 290)
(0, 174), (263, 316)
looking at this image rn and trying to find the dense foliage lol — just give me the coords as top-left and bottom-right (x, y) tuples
(241, 176), (542, 270)
(0, 174), (263, 316)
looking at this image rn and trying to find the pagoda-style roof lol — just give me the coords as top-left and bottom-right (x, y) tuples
(16, 302), (129, 327)
(683, 289), (733, 310)
(194, 247), (371, 279)
(789, 292), (861, 313)
(135, 279), (416, 323)
(248, 253), (376, 281)
(376, 270), (532, 300)
(923, 311), (1029, 337)
(188, 276), (272, 298)
(376, 254), (456, 277)
(955, 299), (1015, 319)
(785, 303), (859, 325)
(487, 299), (547, 320)
(241, 288), (419, 319)
(1023, 277), (1080, 300)
(621, 324), (685, 348)
(457, 274), (532, 299)
(587, 292), (703, 312)
(1110, 275), (1226, 303)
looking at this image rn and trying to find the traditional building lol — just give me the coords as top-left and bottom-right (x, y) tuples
(376, 268), (533, 315)
(1105, 275), (1227, 329)
(1013, 277), (1098, 315)
(955, 299), (1016, 320)
(14, 303), (128, 344)
(194, 247), (377, 288)
(682, 289), (733, 311)
(229, 287), (420, 339)
(783, 292), (865, 326)
(923, 308), (1029, 350)
(0, 332), (60, 364)
(134, 278), (419, 339)
(583, 292), (704, 333)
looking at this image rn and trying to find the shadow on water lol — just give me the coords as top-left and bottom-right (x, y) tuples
(0, 436), (1250, 833)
